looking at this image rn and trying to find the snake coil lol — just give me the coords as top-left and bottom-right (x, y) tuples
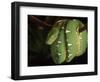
(46, 19), (87, 64)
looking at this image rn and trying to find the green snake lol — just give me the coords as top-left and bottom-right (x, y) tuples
(46, 19), (87, 64)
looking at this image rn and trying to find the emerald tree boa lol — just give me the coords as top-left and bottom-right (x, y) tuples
(46, 19), (87, 64)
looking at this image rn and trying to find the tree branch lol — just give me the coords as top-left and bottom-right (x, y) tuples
(29, 16), (87, 32)
(28, 16), (52, 28)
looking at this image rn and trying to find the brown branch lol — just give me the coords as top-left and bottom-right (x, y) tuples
(28, 16), (52, 28)
(29, 16), (87, 32)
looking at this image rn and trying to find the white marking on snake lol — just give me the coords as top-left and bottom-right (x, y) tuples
(68, 54), (72, 57)
(68, 44), (72, 46)
(80, 37), (82, 39)
(58, 41), (61, 43)
(58, 53), (61, 56)
(62, 27), (64, 29)
(65, 30), (70, 33)
(68, 50), (70, 52)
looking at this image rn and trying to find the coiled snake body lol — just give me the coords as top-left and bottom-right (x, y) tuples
(46, 19), (87, 64)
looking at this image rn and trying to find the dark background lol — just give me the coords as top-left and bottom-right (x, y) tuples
(28, 15), (88, 66)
